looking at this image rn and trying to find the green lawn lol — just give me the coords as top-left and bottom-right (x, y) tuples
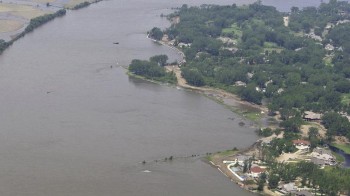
(243, 111), (262, 122)
(207, 149), (238, 161)
(332, 151), (345, 163)
(323, 56), (334, 67)
(216, 149), (239, 156)
(332, 143), (350, 154)
(263, 42), (283, 53)
(341, 94), (350, 105)
(222, 23), (242, 38)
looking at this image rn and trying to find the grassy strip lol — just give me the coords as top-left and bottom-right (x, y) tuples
(332, 151), (345, 163)
(216, 149), (239, 157)
(207, 148), (238, 162)
(127, 71), (177, 85)
(331, 143), (350, 154)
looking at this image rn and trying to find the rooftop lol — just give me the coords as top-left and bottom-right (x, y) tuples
(250, 166), (264, 173)
(292, 139), (311, 146)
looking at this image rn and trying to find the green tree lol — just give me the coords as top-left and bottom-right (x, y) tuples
(239, 84), (263, 105)
(268, 174), (280, 189)
(150, 55), (168, 66)
(149, 27), (163, 40)
(257, 172), (267, 191)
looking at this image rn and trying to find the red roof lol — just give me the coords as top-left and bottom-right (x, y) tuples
(250, 166), (264, 173)
(292, 139), (311, 145)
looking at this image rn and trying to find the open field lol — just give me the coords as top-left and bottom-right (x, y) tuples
(0, 19), (24, 33)
(0, 3), (52, 19)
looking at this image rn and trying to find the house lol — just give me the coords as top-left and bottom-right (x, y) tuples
(277, 88), (284, 94)
(235, 155), (251, 166)
(325, 44), (335, 51)
(292, 139), (311, 150)
(235, 81), (247, 87)
(303, 111), (322, 121)
(247, 72), (254, 79)
(248, 166), (264, 178)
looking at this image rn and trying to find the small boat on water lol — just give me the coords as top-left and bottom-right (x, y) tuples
(113, 42), (119, 44)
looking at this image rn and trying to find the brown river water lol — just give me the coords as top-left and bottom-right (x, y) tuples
(0, 0), (335, 195)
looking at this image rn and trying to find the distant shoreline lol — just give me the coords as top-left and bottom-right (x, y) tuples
(0, 0), (103, 55)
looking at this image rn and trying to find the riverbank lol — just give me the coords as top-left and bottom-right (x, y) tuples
(149, 35), (271, 125)
(0, 0), (102, 52)
(146, 32), (350, 196)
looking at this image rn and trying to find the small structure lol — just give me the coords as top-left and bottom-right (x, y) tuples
(336, 19), (350, 25)
(292, 139), (311, 150)
(325, 44), (335, 51)
(303, 111), (322, 121)
(247, 72), (254, 79)
(235, 81), (246, 87)
(248, 166), (264, 178)
(283, 182), (297, 193)
(178, 42), (191, 48)
(235, 155), (251, 166)
(277, 88), (284, 94)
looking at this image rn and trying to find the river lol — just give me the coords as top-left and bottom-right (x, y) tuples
(0, 0), (338, 195)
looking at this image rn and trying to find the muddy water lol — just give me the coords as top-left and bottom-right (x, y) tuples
(0, 0), (336, 195)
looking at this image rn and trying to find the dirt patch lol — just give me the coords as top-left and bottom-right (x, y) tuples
(276, 150), (310, 163)
(334, 136), (350, 145)
(300, 123), (326, 139)
(165, 65), (268, 115)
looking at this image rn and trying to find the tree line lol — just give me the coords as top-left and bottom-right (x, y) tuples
(150, 1), (350, 140)
(128, 55), (177, 84)
(0, 9), (67, 55)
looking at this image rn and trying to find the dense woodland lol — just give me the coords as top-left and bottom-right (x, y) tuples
(147, 0), (350, 142)
(128, 55), (177, 83)
(134, 2), (350, 193)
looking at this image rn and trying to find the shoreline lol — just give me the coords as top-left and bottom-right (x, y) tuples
(152, 36), (270, 125)
(143, 36), (329, 196)
(0, 0), (102, 54)
(129, 37), (275, 195)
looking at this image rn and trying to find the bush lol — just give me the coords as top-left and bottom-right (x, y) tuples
(259, 128), (273, 137)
